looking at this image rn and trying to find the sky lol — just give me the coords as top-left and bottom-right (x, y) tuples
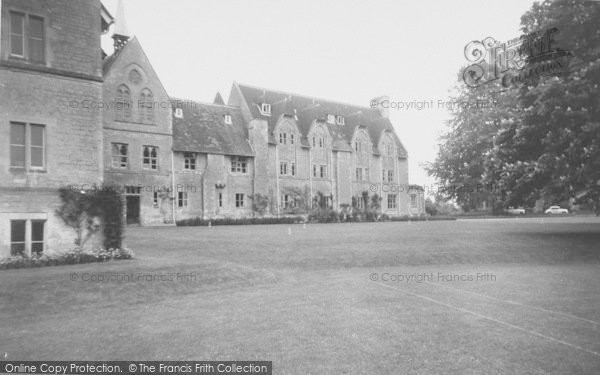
(101, 0), (537, 186)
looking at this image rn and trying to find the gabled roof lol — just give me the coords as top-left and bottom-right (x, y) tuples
(234, 82), (407, 157)
(171, 99), (253, 157)
(213, 92), (225, 105)
(102, 36), (130, 75)
(101, 3), (115, 34)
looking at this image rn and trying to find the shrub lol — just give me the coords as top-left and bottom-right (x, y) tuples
(176, 216), (303, 226)
(389, 215), (457, 222)
(56, 186), (124, 249)
(0, 247), (134, 271)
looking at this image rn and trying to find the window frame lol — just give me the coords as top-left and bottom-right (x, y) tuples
(115, 84), (132, 121)
(388, 194), (397, 209)
(27, 15), (45, 63)
(279, 161), (288, 176)
(260, 103), (271, 116)
(231, 157), (248, 174)
(9, 122), (46, 170)
(9, 12), (45, 63)
(183, 152), (196, 170)
(9, 11), (25, 58)
(10, 220), (26, 256)
(142, 145), (159, 170)
(9, 122), (26, 169)
(178, 191), (188, 207)
(235, 193), (245, 208)
(10, 219), (46, 256)
(223, 114), (232, 125)
(319, 165), (327, 179)
(30, 220), (45, 255)
(139, 88), (154, 124)
(111, 143), (129, 169)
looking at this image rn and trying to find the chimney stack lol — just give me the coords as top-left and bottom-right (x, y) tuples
(370, 95), (390, 119)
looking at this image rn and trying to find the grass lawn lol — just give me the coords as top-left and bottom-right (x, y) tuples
(1, 217), (600, 374)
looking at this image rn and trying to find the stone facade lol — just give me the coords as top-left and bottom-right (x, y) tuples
(102, 37), (174, 226)
(0, 0), (105, 257)
(0, 1), (425, 258)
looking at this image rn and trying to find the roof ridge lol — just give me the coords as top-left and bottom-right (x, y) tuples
(236, 82), (381, 112)
(170, 97), (240, 109)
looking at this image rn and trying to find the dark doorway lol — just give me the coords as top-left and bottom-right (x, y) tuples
(126, 196), (140, 225)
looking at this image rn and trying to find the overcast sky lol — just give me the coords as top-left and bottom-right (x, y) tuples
(101, 0), (536, 186)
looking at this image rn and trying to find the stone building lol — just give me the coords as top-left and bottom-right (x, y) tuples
(102, 33), (174, 226)
(0, 0), (110, 257)
(0, 0), (424, 258)
(227, 83), (412, 217)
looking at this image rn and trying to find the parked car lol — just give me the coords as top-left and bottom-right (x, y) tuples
(507, 207), (526, 215)
(544, 206), (569, 214)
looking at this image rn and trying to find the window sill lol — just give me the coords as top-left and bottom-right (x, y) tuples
(9, 167), (47, 173)
(8, 55), (47, 65)
(113, 119), (157, 126)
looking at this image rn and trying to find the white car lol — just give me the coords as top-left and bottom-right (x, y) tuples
(544, 206), (569, 214)
(507, 207), (526, 215)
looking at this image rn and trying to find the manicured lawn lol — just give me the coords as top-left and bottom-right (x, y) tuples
(1, 217), (600, 374)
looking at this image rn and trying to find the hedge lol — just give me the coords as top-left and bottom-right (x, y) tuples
(0, 247), (134, 271)
(176, 216), (304, 226)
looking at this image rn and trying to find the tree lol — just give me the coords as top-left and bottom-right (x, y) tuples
(429, 0), (600, 215)
(492, 0), (600, 213)
(427, 76), (519, 212)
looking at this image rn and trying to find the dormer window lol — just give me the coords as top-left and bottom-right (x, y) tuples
(224, 114), (232, 124)
(335, 115), (345, 125)
(174, 108), (183, 119)
(260, 103), (271, 116)
(327, 114), (336, 124)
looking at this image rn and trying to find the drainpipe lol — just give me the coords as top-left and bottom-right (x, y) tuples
(309, 144), (313, 210)
(335, 152), (339, 210)
(275, 142), (280, 217)
(170, 150), (176, 224)
(202, 156), (209, 220)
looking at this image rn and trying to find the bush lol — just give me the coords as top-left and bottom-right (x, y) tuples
(389, 215), (457, 222)
(0, 247), (134, 271)
(176, 216), (303, 226)
(56, 187), (124, 249)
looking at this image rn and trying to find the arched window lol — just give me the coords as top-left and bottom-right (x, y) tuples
(115, 84), (131, 121)
(140, 88), (154, 123)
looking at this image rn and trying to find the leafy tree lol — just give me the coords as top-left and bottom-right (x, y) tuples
(427, 77), (519, 212)
(492, 0), (600, 213)
(429, 0), (600, 214)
